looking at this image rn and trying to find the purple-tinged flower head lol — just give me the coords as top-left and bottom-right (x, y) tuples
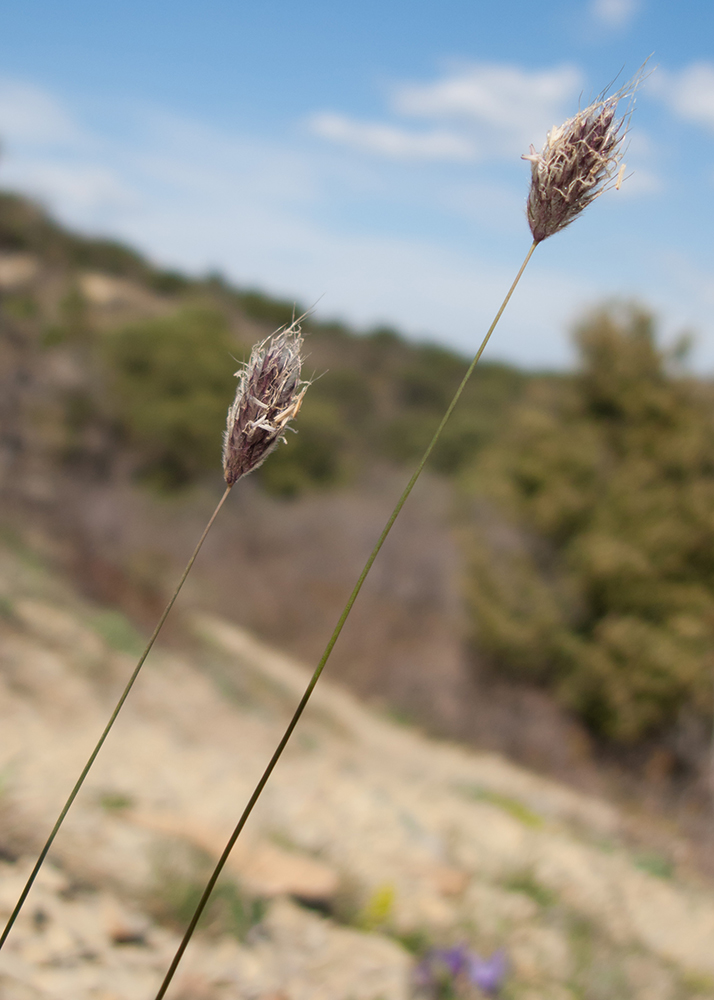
(466, 949), (508, 995)
(222, 320), (307, 486)
(414, 943), (509, 997)
(433, 944), (469, 978)
(522, 72), (643, 243)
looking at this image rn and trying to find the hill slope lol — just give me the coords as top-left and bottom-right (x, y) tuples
(1, 542), (714, 999)
(4, 188), (714, 846)
(1, 189), (594, 796)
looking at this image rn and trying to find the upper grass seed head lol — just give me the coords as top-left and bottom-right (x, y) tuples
(523, 76), (640, 243)
(222, 321), (307, 485)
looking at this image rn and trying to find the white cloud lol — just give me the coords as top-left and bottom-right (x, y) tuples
(590, 0), (640, 28)
(0, 78), (85, 145)
(311, 63), (582, 164)
(1, 160), (137, 214)
(0, 79), (136, 222)
(394, 64), (581, 140)
(653, 62), (714, 132)
(308, 112), (477, 161)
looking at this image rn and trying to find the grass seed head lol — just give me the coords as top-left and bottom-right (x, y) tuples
(222, 321), (306, 486)
(523, 74), (641, 243)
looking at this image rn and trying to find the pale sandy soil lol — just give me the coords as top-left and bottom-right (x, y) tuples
(0, 544), (713, 999)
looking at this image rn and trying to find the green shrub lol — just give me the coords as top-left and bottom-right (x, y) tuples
(89, 609), (144, 655)
(149, 842), (265, 939)
(98, 790), (135, 813)
(465, 305), (714, 743)
(238, 288), (303, 328)
(459, 785), (543, 828)
(633, 850), (673, 879)
(100, 306), (239, 489)
(257, 397), (346, 496)
(503, 870), (557, 908)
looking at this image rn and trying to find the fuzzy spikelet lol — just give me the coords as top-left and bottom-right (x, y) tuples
(523, 79), (638, 243)
(222, 321), (306, 486)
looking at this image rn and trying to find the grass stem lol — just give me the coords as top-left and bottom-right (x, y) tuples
(152, 241), (538, 999)
(0, 485), (233, 950)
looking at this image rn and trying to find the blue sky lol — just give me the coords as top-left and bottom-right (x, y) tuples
(1, 0), (713, 369)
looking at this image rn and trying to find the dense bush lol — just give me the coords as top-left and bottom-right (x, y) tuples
(93, 300), (524, 495)
(465, 306), (714, 743)
(0, 192), (151, 278)
(100, 307), (240, 489)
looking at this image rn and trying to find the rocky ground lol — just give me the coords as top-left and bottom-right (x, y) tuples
(1, 540), (714, 999)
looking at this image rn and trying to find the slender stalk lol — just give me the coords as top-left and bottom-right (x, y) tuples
(0, 485), (233, 950)
(152, 242), (538, 1000)
(710, 674), (714, 834)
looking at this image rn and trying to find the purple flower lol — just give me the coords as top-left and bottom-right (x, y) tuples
(433, 944), (469, 977)
(466, 949), (508, 995)
(414, 944), (508, 997)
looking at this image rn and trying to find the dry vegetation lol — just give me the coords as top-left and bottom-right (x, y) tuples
(2, 189), (714, 844)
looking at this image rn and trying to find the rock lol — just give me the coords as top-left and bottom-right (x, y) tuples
(509, 925), (573, 984)
(235, 841), (340, 902)
(0, 974), (47, 1000)
(0, 254), (39, 290)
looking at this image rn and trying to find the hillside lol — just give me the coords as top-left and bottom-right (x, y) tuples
(0, 190), (525, 495)
(4, 188), (714, 847)
(2, 539), (714, 999)
(0, 189), (566, 776)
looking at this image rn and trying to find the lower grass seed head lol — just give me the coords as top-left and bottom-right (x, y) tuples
(222, 321), (307, 486)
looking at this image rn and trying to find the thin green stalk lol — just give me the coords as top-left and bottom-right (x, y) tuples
(0, 485), (233, 950)
(152, 241), (538, 1000)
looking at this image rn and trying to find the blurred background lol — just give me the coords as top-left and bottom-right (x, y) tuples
(4, 3), (714, 998)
